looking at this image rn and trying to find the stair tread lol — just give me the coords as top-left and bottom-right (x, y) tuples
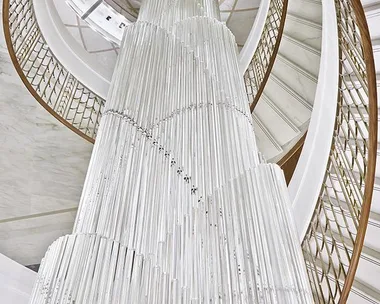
(348, 288), (380, 304)
(287, 0), (322, 25)
(264, 74), (313, 128)
(280, 34), (321, 78)
(352, 277), (380, 304)
(272, 54), (318, 105)
(251, 114), (283, 160)
(284, 13), (322, 51)
(254, 98), (301, 146)
(276, 53), (318, 82)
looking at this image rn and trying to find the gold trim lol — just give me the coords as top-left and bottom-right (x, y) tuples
(277, 133), (306, 184)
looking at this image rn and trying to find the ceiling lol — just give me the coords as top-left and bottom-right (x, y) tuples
(52, 0), (259, 78)
(102, 0), (260, 47)
(220, 0), (260, 48)
(53, 0), (120, 77)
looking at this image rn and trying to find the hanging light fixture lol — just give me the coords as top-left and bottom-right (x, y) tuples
(30, 0), (313, 302)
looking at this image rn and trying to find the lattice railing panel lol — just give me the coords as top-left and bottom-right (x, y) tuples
(243, 0), (287, 111)
(4, 0), (105, 141)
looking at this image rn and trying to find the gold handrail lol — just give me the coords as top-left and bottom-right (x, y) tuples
(3, 0), (104, 144)
(301, 0), (378, 301)
(243, 0), (288, 112)
(278, 133), (307, 184)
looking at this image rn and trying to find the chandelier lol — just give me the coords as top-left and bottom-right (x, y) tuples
(30, 0), (313, 302)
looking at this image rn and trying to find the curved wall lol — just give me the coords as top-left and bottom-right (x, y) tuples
(33, 0), (112, 99)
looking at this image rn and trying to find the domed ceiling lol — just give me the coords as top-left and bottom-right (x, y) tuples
(52, 0), (120, 76)
(53, 0), (259, 78)
(101, 0), (260, 49)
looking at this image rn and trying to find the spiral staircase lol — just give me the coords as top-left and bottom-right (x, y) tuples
(0, 0), (378, 303)
(249, 0), (322, 162)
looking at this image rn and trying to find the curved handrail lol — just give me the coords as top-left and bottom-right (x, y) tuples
(289, 0), (339, 242)
(301, 0), (378, 301)
(277, 133), (307, 184)
(243, 0), (288, 112)
(3, 0), (103, 143)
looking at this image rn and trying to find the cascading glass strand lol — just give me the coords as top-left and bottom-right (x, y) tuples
(30, 0), (313, 303)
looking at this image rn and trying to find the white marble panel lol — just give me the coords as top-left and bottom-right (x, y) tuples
(287, 0), (322, 25)
(0, 212), (77, 265)
(284, 14), (322, 50)
(226, 9), (258, 47)
(264, 75), (313, 127)
(280, 35), (321, 78)
(272, 54), (318, 105)
(0, 1), (92, 265)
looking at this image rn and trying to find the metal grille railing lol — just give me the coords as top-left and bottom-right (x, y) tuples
(301, 0), (378, 302)
(3, 0), (105, 143)
(243, 0), (288, 112)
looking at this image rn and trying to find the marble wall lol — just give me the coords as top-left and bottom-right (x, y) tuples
(0, 2), (93, 265)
